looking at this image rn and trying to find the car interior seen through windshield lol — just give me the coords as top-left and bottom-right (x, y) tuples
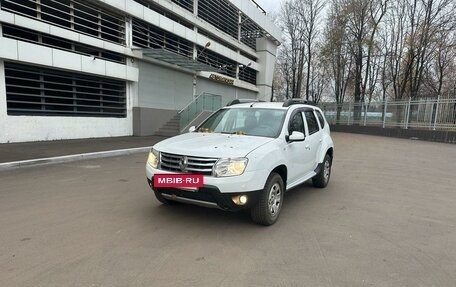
(198, 108), (286, 138)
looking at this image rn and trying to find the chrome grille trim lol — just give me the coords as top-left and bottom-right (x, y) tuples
(160, 152), (218, 175)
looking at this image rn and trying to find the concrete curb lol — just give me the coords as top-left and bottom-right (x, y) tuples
(0, 146), (153, 171)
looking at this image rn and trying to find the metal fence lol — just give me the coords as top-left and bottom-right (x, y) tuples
(319, 98), (456, 130)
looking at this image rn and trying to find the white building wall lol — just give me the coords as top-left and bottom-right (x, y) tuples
(138, 61), (194, 110)
(0, 5), (140, 143)
(229, 0), (282, 41)
(0, 0), (280, 142)
(113, 0), (259, 71)
(0, 59), (133, 143)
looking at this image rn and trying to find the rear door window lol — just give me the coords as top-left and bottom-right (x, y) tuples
(304, 111), (320, 135)
(316, 110), (325, 128)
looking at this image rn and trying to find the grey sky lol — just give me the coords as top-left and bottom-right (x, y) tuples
(255, 0), (285, 14)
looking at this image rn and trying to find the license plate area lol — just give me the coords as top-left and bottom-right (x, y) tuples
(154, 174), (204, 190)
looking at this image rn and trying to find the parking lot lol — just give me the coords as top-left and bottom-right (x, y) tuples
(1, 133), (455, 287)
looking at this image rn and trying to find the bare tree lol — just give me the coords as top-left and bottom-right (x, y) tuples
(279, 0), (326, 99)
(362, 0), (388, 104)
(275, 0), (456, 107)
(280, 1), (306, 98)
(297, 0), (325, 101)
(425, 30), (456, 97)
(386, 0), (408, 101)
(321, 0), (354, 120)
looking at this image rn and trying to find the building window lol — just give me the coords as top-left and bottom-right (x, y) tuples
(197, 46), (237, 78)
(0, 0), (126, 45)
(198, 0), (239, 40)
(198, 29), (238, 53)
(240, 14), (264, 50)
(4, 62), (127, 118)
(132, 18), (193, 59)
(133, 0), (194, 29)
(2, 24), (126, 64)
(170, 0), (193, 12)
(239, 67), (257, 85)
(240, 51), (257, 63)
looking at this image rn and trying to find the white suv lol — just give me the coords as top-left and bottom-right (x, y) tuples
(146, 100), (334, 225)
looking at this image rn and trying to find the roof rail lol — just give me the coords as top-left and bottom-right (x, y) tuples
(226, 99), (264, 106)
(282, 99), (316, 107)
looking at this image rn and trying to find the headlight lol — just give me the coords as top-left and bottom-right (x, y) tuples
(147, 148), (159, 168)
(213, 158), (248, 177)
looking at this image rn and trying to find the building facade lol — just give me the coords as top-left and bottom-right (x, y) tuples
(0, 0), (281, 143)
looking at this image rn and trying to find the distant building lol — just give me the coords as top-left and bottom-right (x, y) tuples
(0, 0), (281, 143)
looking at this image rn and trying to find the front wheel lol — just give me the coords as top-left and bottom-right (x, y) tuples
(312, 154), (332, 188)
(250, 173), (284, 226)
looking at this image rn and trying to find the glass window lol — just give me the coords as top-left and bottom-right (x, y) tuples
(288, 112), (305, 134)
(304, 111), (320, 135)
(316, 110), (325, 128)
(199, 108), (286, 138)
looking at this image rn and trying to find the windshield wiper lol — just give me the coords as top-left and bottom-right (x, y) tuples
(221, 131), (246, 135)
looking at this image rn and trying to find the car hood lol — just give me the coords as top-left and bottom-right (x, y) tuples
(154, 132), (274, 158)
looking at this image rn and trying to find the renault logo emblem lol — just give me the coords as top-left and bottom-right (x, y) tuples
(179, 156), (188, 172)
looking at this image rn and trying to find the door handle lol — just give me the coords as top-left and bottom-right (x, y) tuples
(305, 145), (311, 150)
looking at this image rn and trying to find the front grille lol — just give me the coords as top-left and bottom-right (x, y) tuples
(160, 152), (218, 176)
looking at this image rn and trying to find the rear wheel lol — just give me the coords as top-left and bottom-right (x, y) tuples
(251, 173), (284, 226)
(312, 154), (332, 188)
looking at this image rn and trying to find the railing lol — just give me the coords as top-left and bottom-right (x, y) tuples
(250, 0), (267, 15)
(178, 93), (222, 131)
(319, 98), (456, 131)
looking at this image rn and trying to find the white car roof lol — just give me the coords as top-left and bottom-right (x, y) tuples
(224, 102), (319, 110)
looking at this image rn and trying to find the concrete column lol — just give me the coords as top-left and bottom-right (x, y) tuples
(0, 59), (7, 142)
(125, 16), (133, 47)
(256, 37), (278, 102)
(193, 0), (198, 15)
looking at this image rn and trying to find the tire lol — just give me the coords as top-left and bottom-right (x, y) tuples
(250, 173), (285, 226)
(312, 154), (332, 188)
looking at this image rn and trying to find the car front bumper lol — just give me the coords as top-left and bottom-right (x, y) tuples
(147, 177), (261, 211)
(145, 163), (267, 193)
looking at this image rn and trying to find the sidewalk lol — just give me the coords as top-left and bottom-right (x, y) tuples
(0, 135), (167, 164)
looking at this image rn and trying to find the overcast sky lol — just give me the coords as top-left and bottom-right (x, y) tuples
(255, 0), (284, 14)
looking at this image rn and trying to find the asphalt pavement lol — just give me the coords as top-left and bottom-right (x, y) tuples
(0, 133), (455, 286)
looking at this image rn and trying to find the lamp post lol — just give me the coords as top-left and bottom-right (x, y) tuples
(193, 41), (211, 98)
(238, 62), (252, 78)
(235, 62), (252, 99)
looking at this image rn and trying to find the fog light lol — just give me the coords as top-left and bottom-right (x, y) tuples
(239, 195), (248, 204)
(232, 195), (248, 206)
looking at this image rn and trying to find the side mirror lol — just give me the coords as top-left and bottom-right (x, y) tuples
(188, 126), (196, 133)
(288, 131), (305, 142)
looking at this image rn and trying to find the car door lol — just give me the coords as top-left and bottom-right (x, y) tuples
(303, 110), (322, 170)
(284, 110), (314, 184)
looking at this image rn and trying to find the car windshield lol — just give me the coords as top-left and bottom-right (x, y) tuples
(198, 108), (286, 138)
